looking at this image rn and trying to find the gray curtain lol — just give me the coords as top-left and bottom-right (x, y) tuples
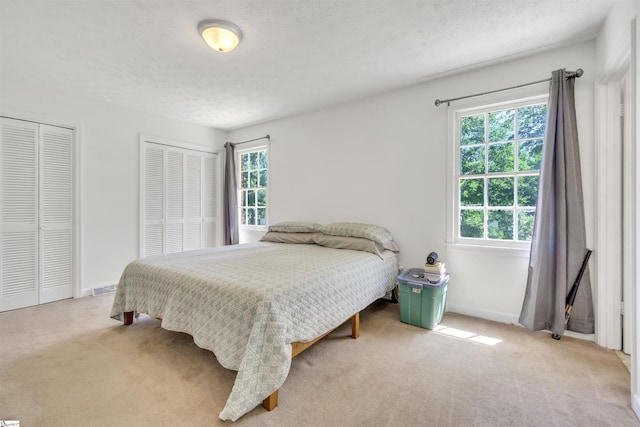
(223, 143), (239, 245)
(519, 69), (594, 336)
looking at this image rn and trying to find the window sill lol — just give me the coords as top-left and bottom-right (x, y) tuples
(240, 225), (267, 231)
(445, 242), (531, 258)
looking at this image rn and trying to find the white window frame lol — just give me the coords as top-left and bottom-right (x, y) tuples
(446, 90), (548, 253)
(236, 142), (269, 231)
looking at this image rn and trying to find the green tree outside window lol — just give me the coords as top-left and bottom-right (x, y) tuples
(239, 149), (268, 226)
(457, 101), (546, 241)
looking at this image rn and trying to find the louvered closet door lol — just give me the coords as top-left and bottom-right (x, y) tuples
(184, 153), (202, 251)
(39, 124), (73, 303)
(141, 141), (217, 257)
(184, 152), (218, 250)
(202, 154), (217, 248)
(144, 145), (164, 256)
(0, 118), (39, 311)
(166, 149), (184, 253)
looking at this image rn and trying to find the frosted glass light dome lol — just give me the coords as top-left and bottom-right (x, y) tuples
(198, 20), (242, 53)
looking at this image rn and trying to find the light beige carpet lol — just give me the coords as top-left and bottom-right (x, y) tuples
(1, 294), (637, 426)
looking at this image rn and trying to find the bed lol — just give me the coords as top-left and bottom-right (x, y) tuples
(110, 222), (399, 421)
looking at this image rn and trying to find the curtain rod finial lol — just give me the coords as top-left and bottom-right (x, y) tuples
(435, 99), (441, 107)
(575, 68), (584, 78)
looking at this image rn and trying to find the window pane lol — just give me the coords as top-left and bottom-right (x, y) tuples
(455, 100), (545, 246)
(518, 104), (547, 139)
(460, 178), (484, 206)
(241, 153), (249, 172)
(518, 175), (538, 206)
(488, 177), (514, 206)
(250, 152), (258, 170)
(488, 209), (514, 240)
(460, 209), (484, 238)
(518, 210), (535, 241)
(518, 139), (543, 171)
(460, 146), (485, 175)
(488, 109), (515, 142)
(488, 142), (514, 173)
(257, 208), (266, 225)
(460, 114), (485, 146)
(238, 148), (268, 228)
(258, 189), (266, 206)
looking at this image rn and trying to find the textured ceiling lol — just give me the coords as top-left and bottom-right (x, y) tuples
(0, 0), (615, 130)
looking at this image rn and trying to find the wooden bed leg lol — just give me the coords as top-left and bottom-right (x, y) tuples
(351, 312), (360, 339)
(263, 390), (278, 411)
(264, 312), (357, 411)
(123, 311), (134, 325)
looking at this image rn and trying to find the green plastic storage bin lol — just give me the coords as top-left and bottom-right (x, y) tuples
(398, 269), (449, 329)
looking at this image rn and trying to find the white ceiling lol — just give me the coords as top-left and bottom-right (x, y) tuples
(0, 0), (615, 130)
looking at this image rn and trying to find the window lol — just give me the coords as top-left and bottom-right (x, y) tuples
(452, 96), (547, 248)
(238, 147), (268, 227)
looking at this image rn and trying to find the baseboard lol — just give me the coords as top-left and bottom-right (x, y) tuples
(446, 303), (595, 342)
(445, 303), (520, 325)
(563, 330), (595, 342)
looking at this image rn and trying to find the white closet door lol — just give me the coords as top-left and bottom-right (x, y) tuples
(184, 153), (202, 251)
(165, 149), (184, 253)
(141, 140), (217, 257)
(0, 118), (39, 311)
(143, 145), (164, 256)
(39, 124), (73, 303)
(203, 154), (217, 248)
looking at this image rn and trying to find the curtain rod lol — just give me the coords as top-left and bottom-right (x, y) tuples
(225, 134), (270, 147)
(434, 68), (584, 107)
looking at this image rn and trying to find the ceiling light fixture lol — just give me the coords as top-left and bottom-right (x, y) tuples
(198, 19), (242, 53)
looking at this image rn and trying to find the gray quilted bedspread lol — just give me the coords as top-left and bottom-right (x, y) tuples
(110, 242), (397, 421)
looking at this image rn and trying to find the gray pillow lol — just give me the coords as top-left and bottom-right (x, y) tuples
(260, 231), (318, 244)
(313, 234), (386, 257)
(319, 222), (398, 251)
(268, 221), (322, 233)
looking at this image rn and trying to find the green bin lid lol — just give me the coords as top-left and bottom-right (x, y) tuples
(398, 269), (449, 289)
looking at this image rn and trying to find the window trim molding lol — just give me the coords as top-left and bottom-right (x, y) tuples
(446, 87), (548, 252)
(235, 141), (269, 230)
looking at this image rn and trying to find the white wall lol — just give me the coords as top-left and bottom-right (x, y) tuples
(229, 41), (597, 326)
(595, 0), (640, 419)
(0, 31), (600, 327)
(0, 75), (227, 294)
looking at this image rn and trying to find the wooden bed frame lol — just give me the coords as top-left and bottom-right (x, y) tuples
(122, 310), (360, 412)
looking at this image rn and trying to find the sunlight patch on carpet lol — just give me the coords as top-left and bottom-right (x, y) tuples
(433, 324), (503, 346)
